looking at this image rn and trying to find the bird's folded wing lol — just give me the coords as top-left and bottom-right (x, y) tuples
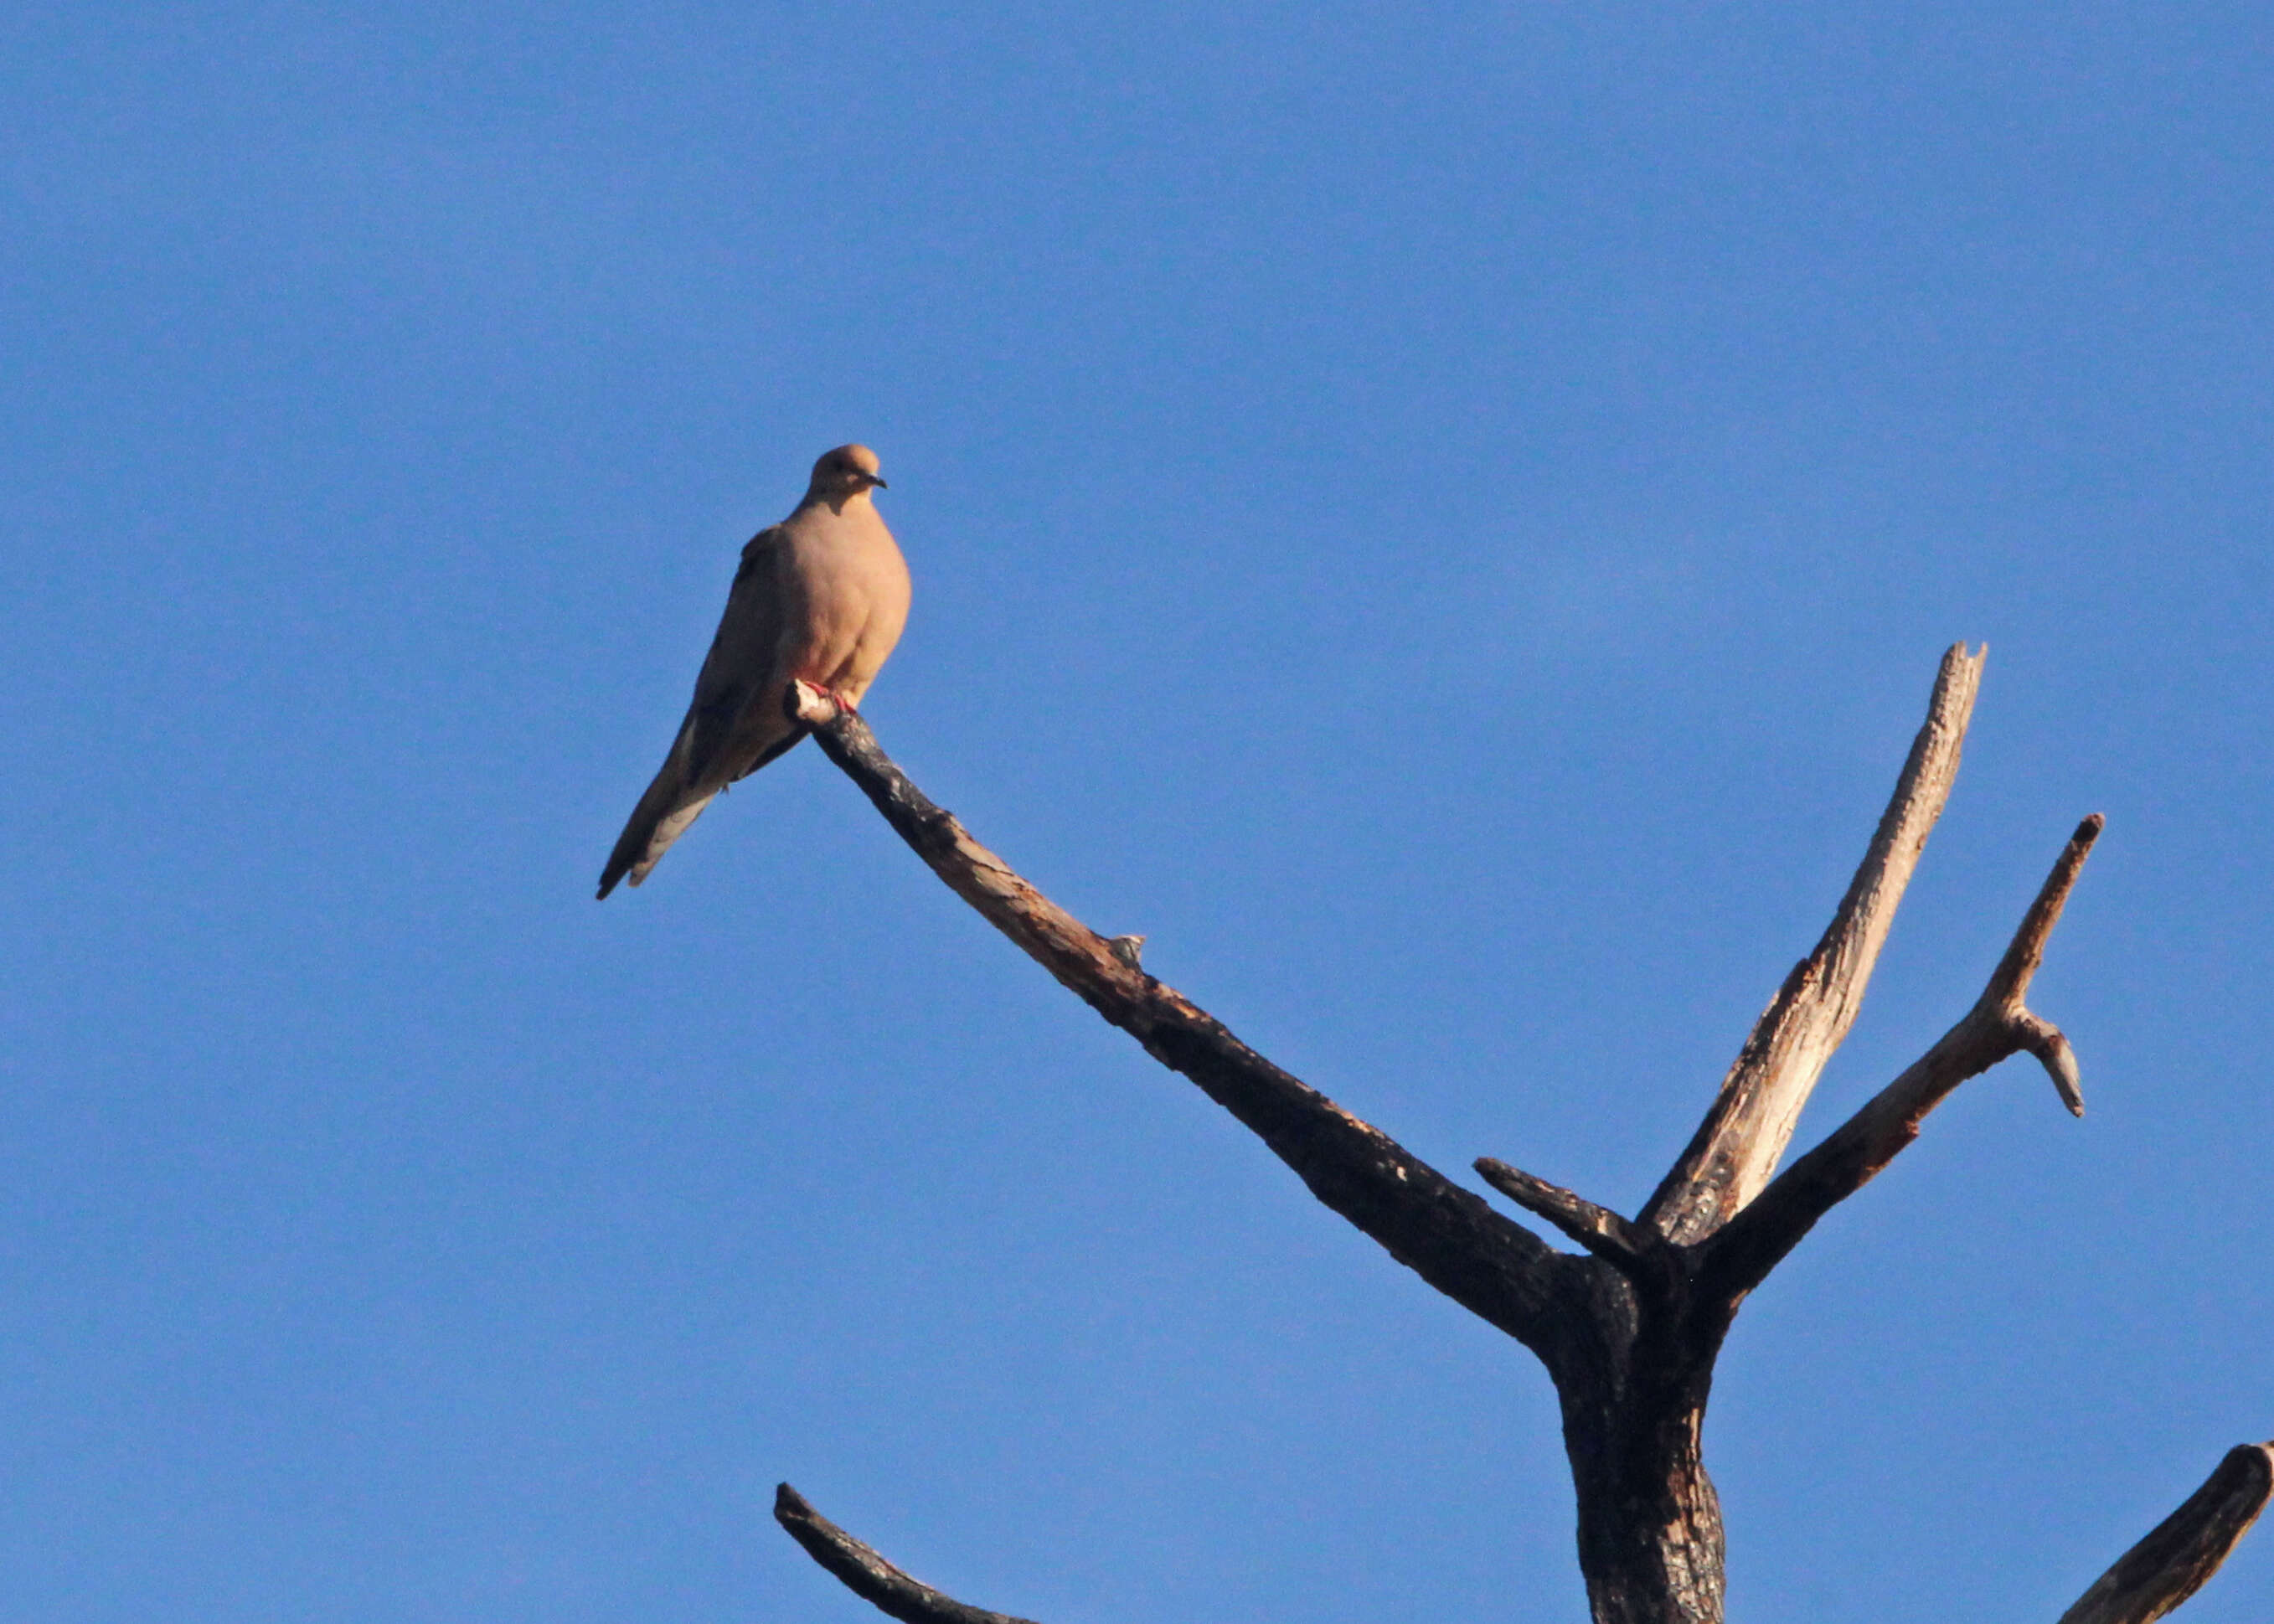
(683, 527), (787, 785)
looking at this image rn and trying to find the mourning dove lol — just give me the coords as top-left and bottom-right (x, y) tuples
(597, 444), (910, 899)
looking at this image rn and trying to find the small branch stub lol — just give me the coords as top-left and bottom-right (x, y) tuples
(1475, 1157), (1655, 1271)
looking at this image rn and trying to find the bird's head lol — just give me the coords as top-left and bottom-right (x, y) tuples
(807, 444), (887, 509)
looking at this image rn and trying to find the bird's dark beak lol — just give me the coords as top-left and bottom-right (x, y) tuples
(867, 475), (888, 490)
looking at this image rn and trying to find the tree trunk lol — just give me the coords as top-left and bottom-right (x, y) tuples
(1570, 1444), (1724, 1624)
(1555, 1267), (1727, 1624)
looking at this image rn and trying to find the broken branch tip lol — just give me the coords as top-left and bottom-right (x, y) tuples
(786, 679), (839, 726)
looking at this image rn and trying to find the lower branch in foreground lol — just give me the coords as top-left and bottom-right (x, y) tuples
(2059, 1443), (2274, 1624)
(776, 1484), (1044, 1624)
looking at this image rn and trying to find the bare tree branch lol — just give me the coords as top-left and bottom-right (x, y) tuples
(2057, 1444), (2274, 1624)
(1642, 642), (1988, 1245)
(1704, 816), (2101, 1298)
(775, 1484), (1044, 1624)
(1475, 1157), (1657, 1272)
(761, 651), (2226, 1624)
(788, 682), (1579, 1353)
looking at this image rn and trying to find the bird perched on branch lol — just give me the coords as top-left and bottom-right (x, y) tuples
(597, 444), (910, 899)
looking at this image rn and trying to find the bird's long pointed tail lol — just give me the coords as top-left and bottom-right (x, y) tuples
(597, 755), (717, 899)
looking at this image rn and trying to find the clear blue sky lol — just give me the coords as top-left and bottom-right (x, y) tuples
(6, 5), (2272, 1621)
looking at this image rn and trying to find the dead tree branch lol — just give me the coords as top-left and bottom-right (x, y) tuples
(2058, 1444), (2274, 1624)
(775, 1484), (1044, 1624)
(1642, 643), (1986, 1245)
(1704, 814), (2100, 1299)
(772, 659), (2259, 1624)
(785, 682), (1580, 1356)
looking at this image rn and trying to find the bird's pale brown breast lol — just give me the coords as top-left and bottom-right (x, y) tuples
(774, 498), (910, 704)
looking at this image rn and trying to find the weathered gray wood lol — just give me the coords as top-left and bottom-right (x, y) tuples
(2058, 1444), (2274, 1624)
(1642, 643), (1986, 1245)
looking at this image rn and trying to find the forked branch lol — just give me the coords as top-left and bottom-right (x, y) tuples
(785, 682), (1576, 1353)
(1642, 643), (1987, 1245)
(1705, 816), (2101, 1298)
(2059, 1443), (2274, 1624)
(775, 1484), (1044, 1624)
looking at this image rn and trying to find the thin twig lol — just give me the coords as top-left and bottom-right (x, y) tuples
(1642, 643), (1988, 1245)
(775, 1484), (1044, 1624)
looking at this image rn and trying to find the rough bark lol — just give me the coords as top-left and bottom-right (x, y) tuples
(1550, 1259), (1730, 1624)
